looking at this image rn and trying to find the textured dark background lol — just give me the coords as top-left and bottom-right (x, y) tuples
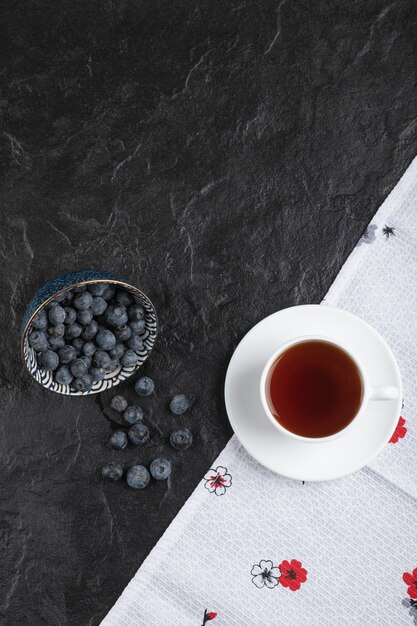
(1, 0), (417, 624)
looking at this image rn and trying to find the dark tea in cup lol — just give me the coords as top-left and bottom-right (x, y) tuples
(265, 340), (363, 438)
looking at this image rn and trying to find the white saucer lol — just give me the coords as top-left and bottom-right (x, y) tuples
(224, 305), (402, 481)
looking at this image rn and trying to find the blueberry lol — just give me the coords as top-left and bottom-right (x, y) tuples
(65, 323), (82, 340)
(120, 350), (138, 367)
(89, 366), (105, 382)
(61, 290), (73, 304)
(150, 458), (171, 480)
(105, 359), (120, 373)
(82, 320), (98, 341)
(115, 290), (133, 307)
(129, 319), (145, 334)
(90, 296), (107, 316)
(109, 343), (125, 360)
(82, 341), (96, 357)
(73, 292), (93, 310)
(32, 310), (48, 330)
(80, 355), (92, 368)
(105, 305), (128, 328)
(70, 358), (88, 378)
(73, 285), (87, 293)
(123, 405), (144, 425)
(54, 365), (73, 385)
(88, 282), (108, 296)
(63, 306), (77, 325)
(77, 308), (93, 325)
(38, 349), (59, 371)
(110, 395), (128, 413)
(28, 330), (48, 352)
(170, 394), (190, 415)
(134, 376), (154, 397)
(58, 345), (77, 364)
(45, 300), (59, 311)
(93, 350), (111, 369)
(48, 304), (66, 326)
(72, 337), (84, 355)
(109, 430), (128, 450)
(102, 463), (123, 481)
(114, 325), (132, 342)
(170, 427), (193, 450)
(126, 335), (143, 352)
(54, 292), (67, 303)
(128, 423), (149, 446)
(96, 329), (116, 350)
(48, 324), (65, 338)
(72, 374), (93, 392)
(126, 464), (150, 489)
(128, 304), (144, 321)
(48, 336), (65, 351)
(102, 285), (116, 300)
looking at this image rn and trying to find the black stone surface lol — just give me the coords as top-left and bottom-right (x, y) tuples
(1, 1), (417, 624)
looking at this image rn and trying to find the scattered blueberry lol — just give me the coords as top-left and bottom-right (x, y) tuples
(93, 350), (111, 369)
(77, 308), (93, 325)
(111, 395), (128, 413)
(128, 423), (149, 446)
(82, 341), (96, 357)
(32, 310), (48, 330)
(96, 328), (116, 350)
(89, 366), (105, 382)
(109, 430), (128, 450)
(90, 296), (107, 316)
(115, 290), (133, 307)
(105, 305), (128, 327)
(58, 345), (77, 364)
(102, 463), (123, 481)
(29, 330), (48, 352)
(114, 325), (132, 342)
(73, 291), (93, 310)
(48, 336), (65, 351)
(70, 358), (88, 378)
(55, 365), (73, 385)
(150, 458), (171, 480)
(63, 306), (77, 325)
(88, 282), (108, 296)
(120, 350), (138, 367)
(126, 464), (150, 489)
(72, 337), (84, 355)
(135, 376), (154, 397)
(48, 304), (66, 326)
(109, 343), (125, 360)
(73, 284), (87, 293)
(48, 323), (65, 338)
(170, 427), (193, 450)
(128, 304), (144, 321)
(129, 319), (145, 334)
(82, 320), (98, 341)
(102, 285), (116, 300)
(123, 405), (144, 424)
(38, 349), (59, 371)
(64, 323), (82, 340)
(170, 394), (190, 415)
(72, 374), (93, 392)
(126, 335), (143, 352)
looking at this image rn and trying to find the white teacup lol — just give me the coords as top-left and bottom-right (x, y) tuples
(260, 335), (399, 443)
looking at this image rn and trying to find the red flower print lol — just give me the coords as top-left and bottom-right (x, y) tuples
(389, 416), (407, 444)
(403, 568), (417, 599)
(202, 609), (217, 624)
(204, 466), (232, 496)
(278, 559), (308, 591)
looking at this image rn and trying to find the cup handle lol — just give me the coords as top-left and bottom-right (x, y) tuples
(369, 386), (399, 401)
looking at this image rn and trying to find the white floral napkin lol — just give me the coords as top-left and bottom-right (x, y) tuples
(102, 156), (417, 626)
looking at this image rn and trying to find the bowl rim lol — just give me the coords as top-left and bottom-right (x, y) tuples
(21, 278), (158, 392)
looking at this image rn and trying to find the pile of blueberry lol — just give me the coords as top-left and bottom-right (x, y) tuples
(28, 282), (146, 392)
(101, 377), (193, 489)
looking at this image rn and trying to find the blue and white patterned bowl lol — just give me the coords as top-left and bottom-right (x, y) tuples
(20, 269), (158, 395)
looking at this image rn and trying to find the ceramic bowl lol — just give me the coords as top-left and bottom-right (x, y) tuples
(20, 269), (157, 395)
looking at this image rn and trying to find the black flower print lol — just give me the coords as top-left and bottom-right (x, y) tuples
(251, 560), (280, 588)
(382, 225), (395, 239)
